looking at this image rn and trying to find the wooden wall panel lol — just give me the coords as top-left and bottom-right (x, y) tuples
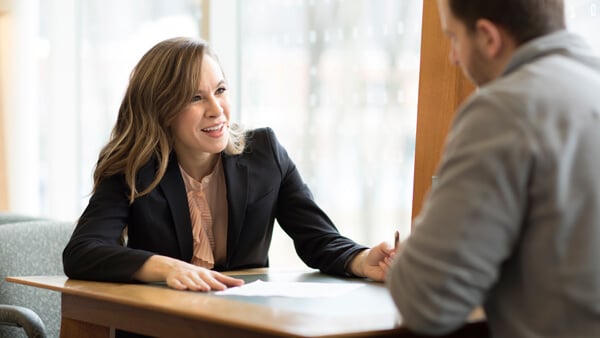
(412, 1), (474, 220)
(0, 13), (8, 210)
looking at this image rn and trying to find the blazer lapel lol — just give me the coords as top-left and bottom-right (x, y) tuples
(159, 153), (194, 262)
(222, 153), (248, 264)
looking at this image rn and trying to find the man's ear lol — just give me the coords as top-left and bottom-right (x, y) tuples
(474, 19), (503, 58)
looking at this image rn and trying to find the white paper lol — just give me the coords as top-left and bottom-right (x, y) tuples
(214, 279), (364, 298)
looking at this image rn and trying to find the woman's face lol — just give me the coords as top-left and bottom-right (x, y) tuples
(171, 55), (231, 159)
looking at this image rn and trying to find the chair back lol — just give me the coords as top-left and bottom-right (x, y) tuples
(0, 213), (45, 225)
(0, 220), (74, 338)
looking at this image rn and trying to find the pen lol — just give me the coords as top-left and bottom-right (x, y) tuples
(394, 230), (399, 251)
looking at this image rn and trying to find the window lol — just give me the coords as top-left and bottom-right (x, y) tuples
(211, 0), (423, 266)
(5, 0), (423, 268)
(5, 0), (203, 219)
(566, 0), (600, 52)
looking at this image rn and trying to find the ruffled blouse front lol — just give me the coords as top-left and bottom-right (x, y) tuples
(179, 158), (228, 268)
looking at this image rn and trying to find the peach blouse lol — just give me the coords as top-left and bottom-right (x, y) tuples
(179, 158), (228, 268)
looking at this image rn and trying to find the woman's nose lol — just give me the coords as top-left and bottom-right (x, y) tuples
(205, 96), (224, 117)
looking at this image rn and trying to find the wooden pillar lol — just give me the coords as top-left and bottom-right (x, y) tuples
(412, 1), (474, 220)
(0, 12), (8, 210)
(201, 0), (210, 38)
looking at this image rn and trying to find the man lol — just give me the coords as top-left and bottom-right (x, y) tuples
(387, 0), (600, 337)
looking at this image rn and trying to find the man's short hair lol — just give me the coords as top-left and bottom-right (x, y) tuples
(448, 0), (565, 45)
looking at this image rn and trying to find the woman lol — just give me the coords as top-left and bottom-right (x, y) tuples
(63, 37), (393, 294)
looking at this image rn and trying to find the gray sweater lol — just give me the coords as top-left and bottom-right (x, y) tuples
(387, 30), (600, 338)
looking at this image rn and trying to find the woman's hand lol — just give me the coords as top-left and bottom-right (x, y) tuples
(133, 255), (244, 291)
(348, 241), (396, 282)
(164, 262), (244, 291)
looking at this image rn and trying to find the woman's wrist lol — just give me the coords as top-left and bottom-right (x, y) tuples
(133, 255), (177, 282)
(348, 249), (369, 277)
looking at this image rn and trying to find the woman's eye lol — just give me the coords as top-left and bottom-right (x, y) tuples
(191, 95), (203, 102)
(216, 87), (227, 95)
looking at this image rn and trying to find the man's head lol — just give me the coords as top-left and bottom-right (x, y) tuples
(448, 0), (565, 45)
(437, 0), (565, 86)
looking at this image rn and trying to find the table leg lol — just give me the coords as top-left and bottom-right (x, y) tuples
(60, 317), (110, 338)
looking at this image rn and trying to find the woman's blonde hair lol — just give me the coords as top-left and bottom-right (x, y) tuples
(93, 37), (246, 203)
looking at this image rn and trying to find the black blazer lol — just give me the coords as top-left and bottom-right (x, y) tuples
(63, 128), (366, 282)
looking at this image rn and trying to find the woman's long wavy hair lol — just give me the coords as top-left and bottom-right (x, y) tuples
(93, 37), (246, 203)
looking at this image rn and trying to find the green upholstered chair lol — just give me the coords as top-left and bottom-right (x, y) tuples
(0, 219), (74, 338)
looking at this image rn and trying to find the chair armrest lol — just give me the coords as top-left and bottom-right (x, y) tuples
(0, 305), (47, 338)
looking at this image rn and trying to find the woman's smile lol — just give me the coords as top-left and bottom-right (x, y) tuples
(201, 122), (226, 137)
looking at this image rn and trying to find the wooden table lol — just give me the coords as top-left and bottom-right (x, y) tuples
(7, 269), (488, 338)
